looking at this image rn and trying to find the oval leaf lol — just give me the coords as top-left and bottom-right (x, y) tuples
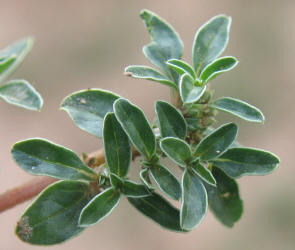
(160, 137), (192, 167)
(204, 167), (243, 227)
(212, 97), (265, 123)
(16, 180), (90, 245)
(193, 15), (231, 76)
(213, 147), (280, 178)
(200, 56), (238, 83)
(180, 74), (206, 104)
(0, 80), (43, 111)
(155, 100), (187, 139)
(61, 89), (120, 137)
(128, 192), (183, 232)
(166, 59), (195, 79)
(79, 188), (120, 227)
(11, 138), (97, 181)
(140, 168), (154, 189)
(150, 164), (182, 200)
(121, 180), (151, 198)
(103, 113), (131, 177)
(195, 123), (238, 161)
(191, 161), (216, 186)
(114, 98), (156, 161)
(181, 169), (208, 230)
(125, 65), (176, 89)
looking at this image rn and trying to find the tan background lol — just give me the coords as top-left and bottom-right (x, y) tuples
(0, 0), (294, 249)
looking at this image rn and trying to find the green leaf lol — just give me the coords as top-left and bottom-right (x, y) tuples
(0, 37), (34, 83)
(140, 168), (154, 189)
(155, 100), (187, 139)
(79, 188), (120, 227)
(160, 137), (191, 167)
(109, 173), (123, 189)
(213, 147), (280, 178)
(0, 80), (43, 111)
(195, 123), (238, 161)
(199, 56), (238, 83)
(191, 161), (216, 186)
(114, 98), (156, 161)
(121, 180), (151, 198)
(128, 192), (183, 232)
(181, 169), (207, 230)
(11, 138), (97, 181)
(212, 97), (265, 123)
(193, 15), (231, 76)
(205, 167), (243, 227)
(103, 112), (131, 177)
(61, 89), (119, 137)
(180, 74), (206, 104)
(16, 180), (90, 245)
(0, 55), (17, 76)
(150, 164), (181, 200)
(166, 59), (195, 79)
(125, 65), (176, 89)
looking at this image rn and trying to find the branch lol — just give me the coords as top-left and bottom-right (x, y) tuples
(0, 148), (139, 213)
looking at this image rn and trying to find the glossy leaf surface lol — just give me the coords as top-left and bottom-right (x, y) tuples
(213, 147), (280, 178)
(0, 80), (43, 111)
(191, 161), (216, 186)
(121, 180), (150, 198)
(61, 89), (119, 137)
(12, 138), (97, 181)
(180, 74), (206, 104)
(16, 181), (90, 245)
(166, 59), (195, 79)
(103, 113), (131, 177)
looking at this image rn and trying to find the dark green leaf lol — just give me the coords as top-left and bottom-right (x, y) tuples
(125, 65), (176, 89)
(155, 100), (187, 139)
(128, 192), (183, 232)
(61, 89), (119, 137)
(181, 169), (207, 230)
(191, 161), (216, 186)
(103, 112), (131, 177)
(110, 173), (123, 189)
(193, 15), (231, 76)
(0, 37), (33, 83)
(114, 98), (156, 161)
(195, 123), (238, 161)
(180, 74), (206, 104)
(0, 80), (43, 111)
(11, 138), (97, 181)
(166, 59), (195, 79)
(205, 167), (243, 227)
(199, 56), (238, 83)
(79, 188), (120, 227)
(121, 180), (151, 197)
(212, 97), (265, 123)
(213, 147), (280, 178)
(140, 168), (154, 189)
(160, 137), (191, 167)
(150, 164), (181, 200)
(16, 180), (90, 245)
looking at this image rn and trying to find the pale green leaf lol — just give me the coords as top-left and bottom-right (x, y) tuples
(180, 74), (206, 104)
(166, 59), (195, 79)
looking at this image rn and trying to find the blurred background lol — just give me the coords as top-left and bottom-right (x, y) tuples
(0, 0), (294, 249)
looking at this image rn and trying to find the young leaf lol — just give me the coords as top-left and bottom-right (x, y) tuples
(204, 167), (243, 227)
(114, 98), (156, 161)
(166, 59), (195, 79)
(155, 100), (187, 139)
(195, 123), (238, 161)
(212, 97), (265, 123)
(79, 188), (120, 227)
(103, 113), (131, 177)
(150, 164), (181, 200)
(140, 168), (154, 189)
(16, 180), (90, 245)
(128, 192), (183, 232)
(61, 89), (119, 137)
(11, 138), (97, 181)
(0, 37), (34, 83)
(180, 74), (206, 104)
(191, 161), (216, 186)
(0, 55), (16, 75)
(0, 80), (43, 111)
(121, 180), (151, 198)
(193, 15), (231, 76)
(199, 56), (238, 83)
(181, 169), (207, 230)
(125, 65), (176, 89)
(213, 147), (280, 178)
(160, 137), (191, 167)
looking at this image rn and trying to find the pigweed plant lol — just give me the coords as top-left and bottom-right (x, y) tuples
(5, 10), (280, 245)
